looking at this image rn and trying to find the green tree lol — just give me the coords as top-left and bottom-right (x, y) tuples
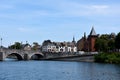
(115, 32), (120, 49)
(108, 39), (115, 51)
(9, 42), (22, 49)
(32, 42), (40, 50)
(95, 38), (103, 51)
(95, 34), (115, 52)
(95, 34), (109, 52)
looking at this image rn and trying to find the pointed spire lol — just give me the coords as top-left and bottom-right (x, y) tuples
(89, 26), (97, 36)
(84, 32), (86, 39)
(72, 36), (76, 44)
(72, 36), (75, 42)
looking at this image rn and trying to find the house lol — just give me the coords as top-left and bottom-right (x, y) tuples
(42, 40), (56, 52)
(54, 37), (77, 53)
(22, 44), (32, 51)
(42, 38), (77, 53)
(42, 43), (56, 52)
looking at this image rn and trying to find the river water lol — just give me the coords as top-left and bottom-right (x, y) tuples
(0, 60), (120, 80)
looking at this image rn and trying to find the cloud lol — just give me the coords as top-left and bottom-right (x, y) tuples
(88, 5), (109, 14)
(91, 5), (109, 9)
(17, 27), (35, 33)
(0, 0), (119, 20)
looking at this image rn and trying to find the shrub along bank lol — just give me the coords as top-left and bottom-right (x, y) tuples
(94, 52), (120, 64)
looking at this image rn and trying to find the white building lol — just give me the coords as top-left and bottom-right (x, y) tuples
(42, 40), (77, 53)
(42, 43), (56, 52)
(65, 42), (77, 52)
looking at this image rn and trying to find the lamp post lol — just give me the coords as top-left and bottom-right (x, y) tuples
(1, 38), (2, 52)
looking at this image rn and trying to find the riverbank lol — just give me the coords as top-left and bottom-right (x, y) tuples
(94, 52), (120, 64)
(45, 55), (95, 62)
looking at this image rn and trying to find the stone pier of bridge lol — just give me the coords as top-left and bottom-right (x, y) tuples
(0, 52), (4, 61)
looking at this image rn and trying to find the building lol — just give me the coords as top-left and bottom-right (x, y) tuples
(42, 40), (56, 52)
(42, 43), (56, 52)
(77, 27), (98, 52)
(88, 27), (98, 51)
(55, 41), (77, 53)
(42, 38), (77, 53)
(22, 44), (32, 51)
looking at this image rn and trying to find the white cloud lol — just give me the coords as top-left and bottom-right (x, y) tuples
(89, 5), (109, 13)
(0, 0), (120, 21)
(91, 5), (109, 9)
(17, 27), (35, 33)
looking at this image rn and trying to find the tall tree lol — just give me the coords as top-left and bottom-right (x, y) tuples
(115, 32), (120, 49)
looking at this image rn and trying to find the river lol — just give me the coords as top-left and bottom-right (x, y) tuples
(0, 59), (120, 80)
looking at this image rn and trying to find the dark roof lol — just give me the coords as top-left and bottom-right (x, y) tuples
(89, 27), (97, 36)
(22, 44), (31, 48)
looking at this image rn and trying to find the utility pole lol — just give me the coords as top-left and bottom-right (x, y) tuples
(1, 38), (2, 52)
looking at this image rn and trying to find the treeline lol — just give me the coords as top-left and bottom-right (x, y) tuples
(8, 42), (41, 50)
(95, 32), (120, 52)
(94, 52), (120, 64)
(94, 32), (120, 64)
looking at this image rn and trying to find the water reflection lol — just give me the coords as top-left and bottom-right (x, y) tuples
(5, 58), (18, 61)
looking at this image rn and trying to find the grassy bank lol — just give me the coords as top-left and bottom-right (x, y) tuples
(94, 52), (120, 64)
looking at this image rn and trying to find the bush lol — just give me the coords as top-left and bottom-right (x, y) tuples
(94, 52), (120, 64)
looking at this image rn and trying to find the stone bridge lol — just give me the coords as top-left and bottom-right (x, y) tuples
(0, 49), (44, 61)
(0, 49), (97, 61)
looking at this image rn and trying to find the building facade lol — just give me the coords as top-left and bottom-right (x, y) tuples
(77, 27), (98, 52)
(42, 43), (56, 52)
(42, 38), (77, 53)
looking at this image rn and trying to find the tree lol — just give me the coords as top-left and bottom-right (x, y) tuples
(32, 42), (40, 50)
(115, 32), (120, 49)
(95, 35), (109, 52)
(95, 38), (102, 51)
(42, 40), (52, 46)
(108, 39), (115, 52)
(9, 42), (22, 49)
(95, 34), (115, 52)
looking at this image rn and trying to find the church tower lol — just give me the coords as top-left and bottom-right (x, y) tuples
(72, 36), (76, 44)
(72, 36), (75, 42)
(88, 27), (98, 52)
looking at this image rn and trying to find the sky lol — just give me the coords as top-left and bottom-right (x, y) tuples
(0, 0), (120, 47)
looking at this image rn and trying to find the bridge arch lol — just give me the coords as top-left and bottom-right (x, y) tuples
(30, 53), (44, 60)
(6, 53), (23, 60)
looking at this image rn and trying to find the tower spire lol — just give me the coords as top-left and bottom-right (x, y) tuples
(72, 36), (76, 44)
(73, 36), (75, 42)
(89, 26), (97, 36)
(84, 32), (86, 39)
